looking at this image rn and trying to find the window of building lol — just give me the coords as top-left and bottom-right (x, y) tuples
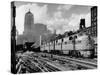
(94, 8), (97, 16)
(92, 10), (94, 17)
(94, 12), (97, 17)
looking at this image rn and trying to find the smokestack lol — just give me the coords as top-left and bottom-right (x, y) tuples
(40, 35), (42, 46)
(80, 19), (85, 30)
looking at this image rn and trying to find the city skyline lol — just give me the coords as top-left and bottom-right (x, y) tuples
(11, 2), (97, 74)
(15, 2), (92, 35)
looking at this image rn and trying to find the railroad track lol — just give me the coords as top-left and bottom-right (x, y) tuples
(44, 64), (61, 72)
(40, 53), (97, 69)
(37, 53), (97, 69)
(17, 59), (43, 73)
(25, 55), (60, 72)
(16, 52), (97, 73)
(56, 56), (97, 69)
(35, 57), (61, 72)
(16, 55), (61, 73)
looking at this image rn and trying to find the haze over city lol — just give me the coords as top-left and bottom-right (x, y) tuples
(11, 1), (97, 74)
(15, 2), (92, 35)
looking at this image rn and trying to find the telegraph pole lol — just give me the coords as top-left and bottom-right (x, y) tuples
(69, 35), (77, 57)
(39, 35), (42, 51)
(49, 42), (50, 53)
(73, 36), (76, 51)
(53, 29), (56, 54)
(11, 2), (16, 74)
(61, 38), (63, 54)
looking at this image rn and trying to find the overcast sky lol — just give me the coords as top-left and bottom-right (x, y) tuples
(15, 1), (92, 34)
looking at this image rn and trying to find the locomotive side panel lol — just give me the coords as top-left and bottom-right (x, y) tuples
(55, 45), (61, 50)
(55, 39), (62, 50)
(75, 34), (90, 50)
(62, 37), (73, 54)
(75, 34), (91, 57)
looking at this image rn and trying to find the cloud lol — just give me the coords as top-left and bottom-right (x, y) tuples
(45, 11), (68, 34)
(67, 13), (91, 31)
(84, 13), (91, 27)
(16, 3), (90, 35)
(16, 3), (48, 34)
(57, 5), (72, 10)
(53, 11), (62, 19)
(46, 12), (91, 34)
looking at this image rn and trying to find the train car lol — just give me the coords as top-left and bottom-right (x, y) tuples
(41, 32), (96, 58)
(62, 36), (73, 55)
(55, 39), (62, 50)
(75, 33), (90, 57)
(49, 42), (53, 51)
(45, 43), (49, 52)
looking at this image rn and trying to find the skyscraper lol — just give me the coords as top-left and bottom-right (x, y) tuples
(24, 9), (34, 34)
(17, 9), (50, 45)
(91, 6), (97, 36)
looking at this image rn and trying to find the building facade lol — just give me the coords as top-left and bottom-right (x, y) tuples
(78, 6), (97, 37)
(91, 6), (97, 36)
(78, 6), (97, 57)
(24, 10), (34, 34)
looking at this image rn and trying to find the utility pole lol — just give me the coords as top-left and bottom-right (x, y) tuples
(39, 35), (41, 46)
(53, 40), (55, 53)
(87, 34), (95, 58)
(72, 36), (76, 51)
(48, 42), (50, 53)
(69, 35), (77, 57)
(72, 35), (77, 50)
(72, 35), (77, 57)
(61, 38), (64, 54)
(39, 35), (42, 51)
(53, 29), (56, 54)
(11, 1), (16, 74)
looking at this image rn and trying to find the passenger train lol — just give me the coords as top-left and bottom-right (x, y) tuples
(41, 32), (97, 58)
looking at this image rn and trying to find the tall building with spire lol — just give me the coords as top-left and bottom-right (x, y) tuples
(17, 9), (51, 45)
(24, 9), (34, 34)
